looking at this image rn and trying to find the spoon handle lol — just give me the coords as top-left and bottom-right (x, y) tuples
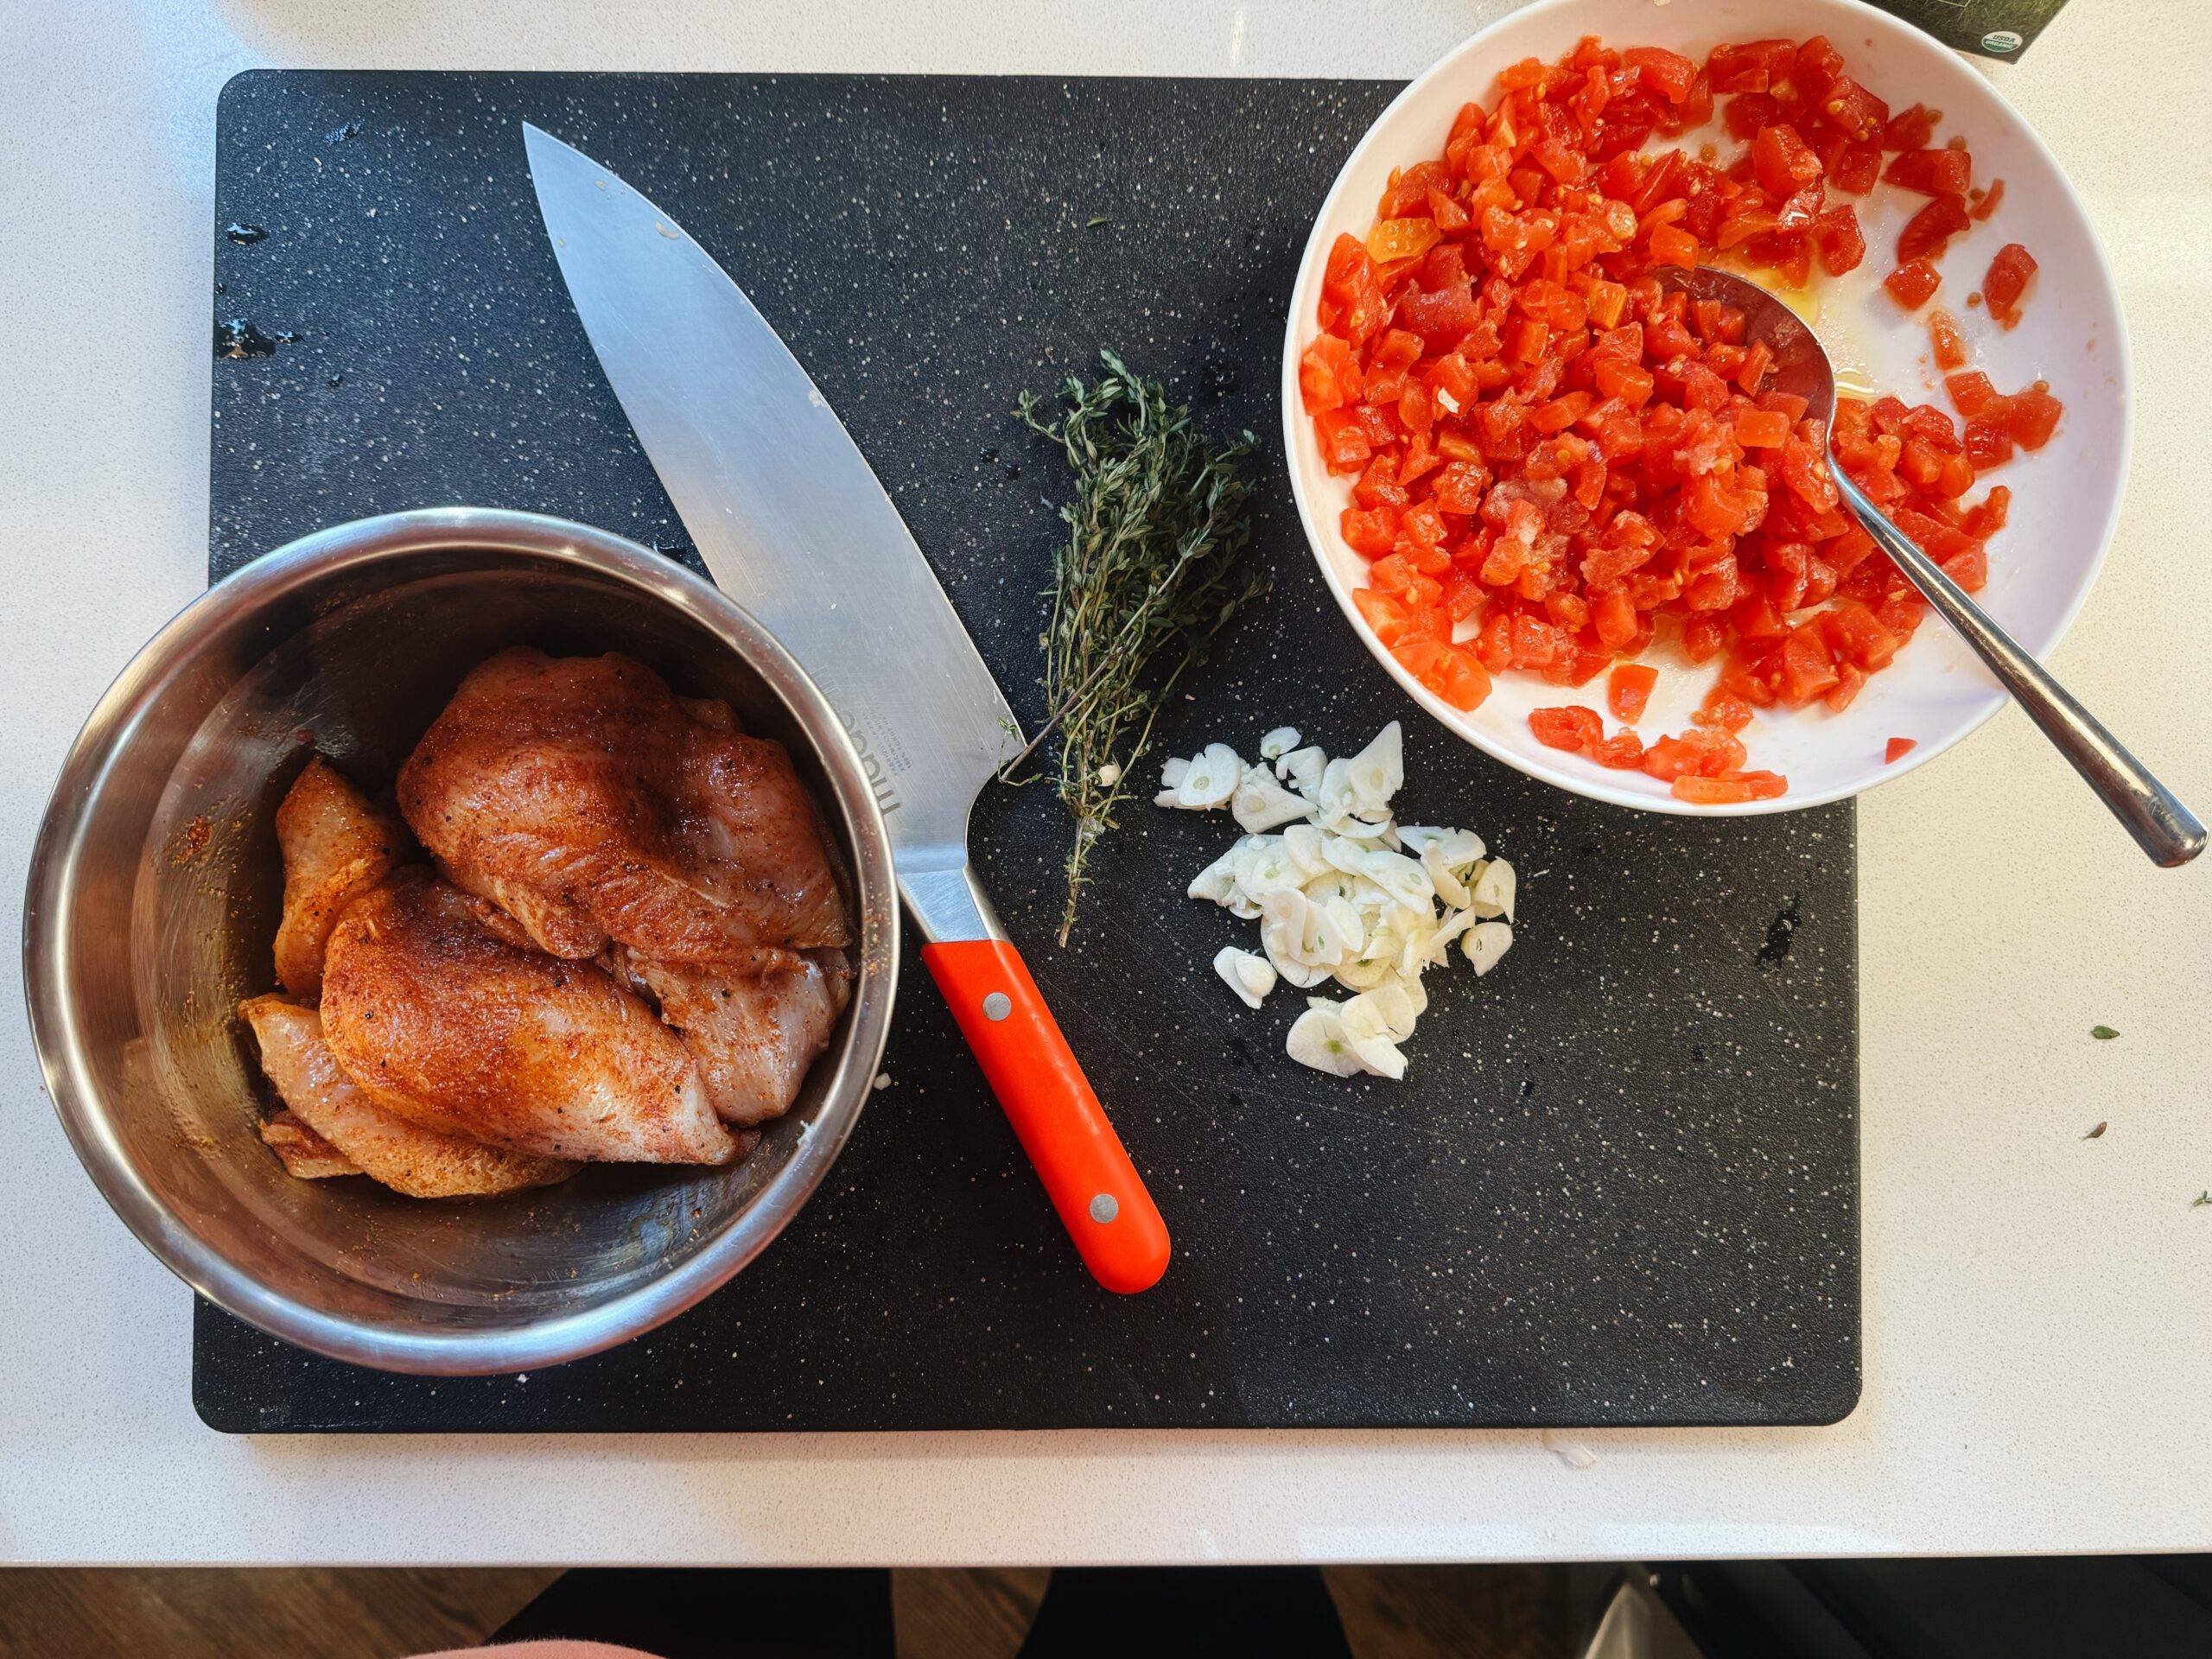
(1833, 468), (2203, 867)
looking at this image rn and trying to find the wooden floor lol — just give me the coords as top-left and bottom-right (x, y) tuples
(0, 1565), (1583, 1657)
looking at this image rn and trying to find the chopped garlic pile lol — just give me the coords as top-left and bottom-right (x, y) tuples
(1154, 721), (1517, 1080)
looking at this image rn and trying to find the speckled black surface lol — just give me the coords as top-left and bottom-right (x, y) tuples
(195, 71), (1859, 1432)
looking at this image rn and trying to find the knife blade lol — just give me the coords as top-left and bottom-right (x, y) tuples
(524, 124), (1169, 1293)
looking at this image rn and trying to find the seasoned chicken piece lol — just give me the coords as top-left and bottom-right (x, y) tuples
(243, 995), (575, 1198)
(320, 870), (737, 1165)
(271, 756), (409, 1000)
(259, 1109), (359, 1180)
(397, 648), (849, 966)
(609, 944), (851, 1127)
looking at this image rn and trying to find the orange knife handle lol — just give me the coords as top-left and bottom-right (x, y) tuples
(921, 938), (1171, 1294)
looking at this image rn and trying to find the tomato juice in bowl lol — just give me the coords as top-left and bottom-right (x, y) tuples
(1281, 0), (2128, 814)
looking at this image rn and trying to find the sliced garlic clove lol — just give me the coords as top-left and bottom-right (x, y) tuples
(1277, 745), (1327, 796)
(1332, 930), (1397, 990)
(1281, 823), (1331, 879)
(1282, 957), (1337, 989)
(1342, 721), (1405, 815)
(1231, 835), (1309, 907)
(1186, 846), (1241, 906)
(1337, 992), (1410, 1080)
(1395, 923), (1438, 980)
(1382, 972), (1429, 1030)
(1420, 826), (1486, 908)
(1361, 981), (1421, 1044)
(1212, 945), (1275, 1009)
(1287, 1005), (1363, 1077)
(1174, 741), (1244, 809)
(1259, 726), (1302, 761)
(1313, 755), (1357, 822)
(1424, 845), (1471, 909)
(1232, 949), (1277, 1002)
(1320, 836), (1434, 911)
(1464, 919), (1514, 976)
(1470, 855), (1516, 922)
(1327, 812), (1393, 842)
(1261, 887), (1343, 980)
(1232, 767), (1318, 834)
(1320, 896), (1366, 961)
(1429, 826), (1488, 868)
(1427, 906), (1478, 962)
(1160, 755), (1191, 789)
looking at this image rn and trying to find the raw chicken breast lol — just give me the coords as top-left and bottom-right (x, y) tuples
(258, 1109), (359, 1180)
(610, 944), (851, 1127)
(271, 756), (409, 1000)
(242, 995), (576, 1198)
(319, 870), (737, 1166)
(397, 648), (849, 966)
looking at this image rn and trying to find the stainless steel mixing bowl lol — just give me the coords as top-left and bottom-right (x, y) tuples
(22, 507), (899, 1375)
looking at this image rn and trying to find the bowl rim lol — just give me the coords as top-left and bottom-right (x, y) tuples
(1279, 0), (2134, 816)
(21, 505), (900, 1376)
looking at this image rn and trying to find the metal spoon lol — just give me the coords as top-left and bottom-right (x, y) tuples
(1663, 266), (2202, 867)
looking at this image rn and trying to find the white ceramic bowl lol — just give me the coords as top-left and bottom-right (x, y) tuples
(1282, 0), (2129, 813)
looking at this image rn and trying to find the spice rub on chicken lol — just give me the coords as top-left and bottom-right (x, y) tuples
(243, 651), (854, 1199)
(319, 869), (740, 1166)
(397, 648), (849, 965)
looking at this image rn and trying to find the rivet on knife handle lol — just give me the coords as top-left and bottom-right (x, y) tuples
(922, 938), (1171, 1294)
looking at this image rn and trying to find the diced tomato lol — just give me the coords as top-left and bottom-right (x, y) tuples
(1592, 729), (1646, 768)
(1638, 734), (1701, 780)
(1529, 704), (1604, 753)
(1340, 505), (1397, 557)
(1882, 103), (1941, 151)
(1314, 407), (1373, 472)
(1607, 662), (1658, 721)
(1731, 407), (1789, 448)
(1694, 690), (1754, 733)
(1752, 124), (1822, 198)
(2001, 381), (2063, 449)
(1811, 207), (1866, 276)
(1927, 309), (1966, 372)
(1707, 39), (1795, 93)
(1897, 194), (1971, 264)
(1826, 139), (1881, 194)
(1648, 223), (1699, 268)
(1624, 45), (1697, 103)
(1308, 31), (2057, 799)
(1819, 75), (1889, 143)
(1883, 148), (1972, 197)
(1300, 335), (1361, 413)
(1883, 258), (1941, 310)
(1981, 242), (2037, 329)
(1672, 771), (1788, 804)
(1885, 736), (1917, 763)
(1394, 638), (1493, 709)
(1944, 371), (1998, 418)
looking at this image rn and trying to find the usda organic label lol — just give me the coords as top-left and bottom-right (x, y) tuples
(1982, 29), (2024, 53)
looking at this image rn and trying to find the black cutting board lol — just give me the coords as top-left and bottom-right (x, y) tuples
(195, 71), (1859, 1431)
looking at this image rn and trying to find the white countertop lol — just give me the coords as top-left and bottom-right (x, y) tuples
(3, 0), (2209, 1567)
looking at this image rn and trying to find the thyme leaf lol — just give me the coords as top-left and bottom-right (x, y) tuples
(1012, 349), (1266, 943)
(2091, 1025), (2120, 1040)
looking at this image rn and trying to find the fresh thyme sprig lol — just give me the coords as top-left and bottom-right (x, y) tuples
(1011, 350), (1267, 944)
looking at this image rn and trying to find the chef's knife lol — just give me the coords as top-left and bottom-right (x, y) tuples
(524, 124), (1169, 1294)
